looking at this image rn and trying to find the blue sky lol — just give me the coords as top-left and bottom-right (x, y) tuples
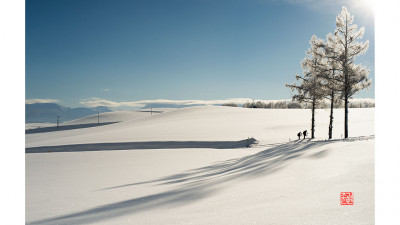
(26, 0), (375, 108)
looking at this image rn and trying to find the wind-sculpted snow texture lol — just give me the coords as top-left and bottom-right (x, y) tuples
(26, 106), (374, 224)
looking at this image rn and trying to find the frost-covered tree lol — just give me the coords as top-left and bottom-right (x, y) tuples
(314, 35), (343, 139)
(286, 36), (326, 139)
(326, 6), (371, 138)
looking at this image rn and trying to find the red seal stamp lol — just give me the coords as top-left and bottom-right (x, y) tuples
(340, 192), (354, 205)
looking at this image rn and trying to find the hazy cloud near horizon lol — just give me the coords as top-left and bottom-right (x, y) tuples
(26, 99), (59, 104)
(25, 97), (375, 108)
(79, 98), (260, 108)
(78, 97), (376, 108)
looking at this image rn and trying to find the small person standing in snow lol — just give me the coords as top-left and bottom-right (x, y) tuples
(297, 132), (301, 140)
(303, 130), (308, 139)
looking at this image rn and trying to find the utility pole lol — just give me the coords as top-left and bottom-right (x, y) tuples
(98, 112), (99, 124)
(151, 108), (152, 116)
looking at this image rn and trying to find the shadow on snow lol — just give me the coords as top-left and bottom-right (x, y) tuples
(27, 135), (374, 225)
(25, 122), (119, 134)
(25, 138), (258, 153)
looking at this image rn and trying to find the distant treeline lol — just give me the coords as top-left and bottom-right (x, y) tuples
(222, 100), (374, 109)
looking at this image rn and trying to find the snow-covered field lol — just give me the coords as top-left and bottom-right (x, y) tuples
(61, 108), (177, 126)
(26, 106), (374, 225)
(25, 123), (55, 130)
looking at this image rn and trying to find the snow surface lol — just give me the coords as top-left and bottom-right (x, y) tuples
(25, 123), (55, 130)
(62, 108), (176, 126)
(26, 106), (374, 224)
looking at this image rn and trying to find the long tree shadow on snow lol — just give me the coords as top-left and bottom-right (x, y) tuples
(28, 136), (374, 225)
(25, 138), (257, 153)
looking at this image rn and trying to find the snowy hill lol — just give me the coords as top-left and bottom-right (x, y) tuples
(25, 106), (374, 224)
(26, 106), (374, 148)
(62, 108), (176, 125)
(25, 103), (114, 123)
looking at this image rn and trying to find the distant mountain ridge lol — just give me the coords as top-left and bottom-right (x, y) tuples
(26, 103), (114, 123)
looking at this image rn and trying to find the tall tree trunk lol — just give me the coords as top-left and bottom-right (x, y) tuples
(344, 94), (349, 139)
(343, 54), (349, 139)
(311, 98), (316, 139)
(344, 13), (349, 139)
(344, 70), (349, 139)
(329, 90), (334, 139)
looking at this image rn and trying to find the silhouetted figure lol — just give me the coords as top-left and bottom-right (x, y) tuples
(303, 130), (308, 139)
(297, 132), (301, 140)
